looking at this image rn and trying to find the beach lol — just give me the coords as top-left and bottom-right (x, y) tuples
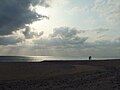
(0, 59), (120, 90)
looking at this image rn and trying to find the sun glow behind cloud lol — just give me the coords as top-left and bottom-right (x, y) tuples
(30, 6), (54, 37)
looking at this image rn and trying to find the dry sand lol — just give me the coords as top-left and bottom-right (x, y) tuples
(0, 59), (120, 90)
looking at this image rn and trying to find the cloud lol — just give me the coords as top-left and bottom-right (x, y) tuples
(93, 0), (120, 25)
(94, 28), (109, 33)
(0, 26), (120, 58)
(78, 28), (110, 42)
(51, 27), (88, 46)
(52, 27), (79, 38)
(0, 26), (112, 48)
(0, 35), (22, 45)
(0, 0), (50, 35)
(33, 27), (88, 48)
(22, 34), (120, 57)
(37, 0), (51, 7)
(0, 26), (45, 46)
(22, 26), (44, 39)
(30, 28), (120, 50)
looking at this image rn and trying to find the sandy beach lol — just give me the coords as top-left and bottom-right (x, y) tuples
(0, 59), (120, 90)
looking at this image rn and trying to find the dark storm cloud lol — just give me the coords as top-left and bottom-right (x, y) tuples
(0, 0), (50, 35)
(0, 35), (22, 45)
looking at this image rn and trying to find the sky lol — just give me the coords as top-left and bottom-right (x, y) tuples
(0, 0), (120, 58)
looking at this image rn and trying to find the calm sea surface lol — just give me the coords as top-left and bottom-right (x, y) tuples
(0, 56), (118, 62)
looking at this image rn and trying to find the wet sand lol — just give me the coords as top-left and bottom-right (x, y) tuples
(0, 59), (120, 90)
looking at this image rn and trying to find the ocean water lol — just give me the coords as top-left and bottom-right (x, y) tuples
(0, 56), (118, 62)
(0, 56), (86, 62)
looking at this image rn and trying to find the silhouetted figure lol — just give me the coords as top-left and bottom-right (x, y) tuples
(89, 56), (92, 60)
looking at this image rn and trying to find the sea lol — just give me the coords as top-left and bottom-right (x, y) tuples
(0, 56), (118, 62)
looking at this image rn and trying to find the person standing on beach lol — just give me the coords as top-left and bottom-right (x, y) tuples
(89, 56), (92, 60)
